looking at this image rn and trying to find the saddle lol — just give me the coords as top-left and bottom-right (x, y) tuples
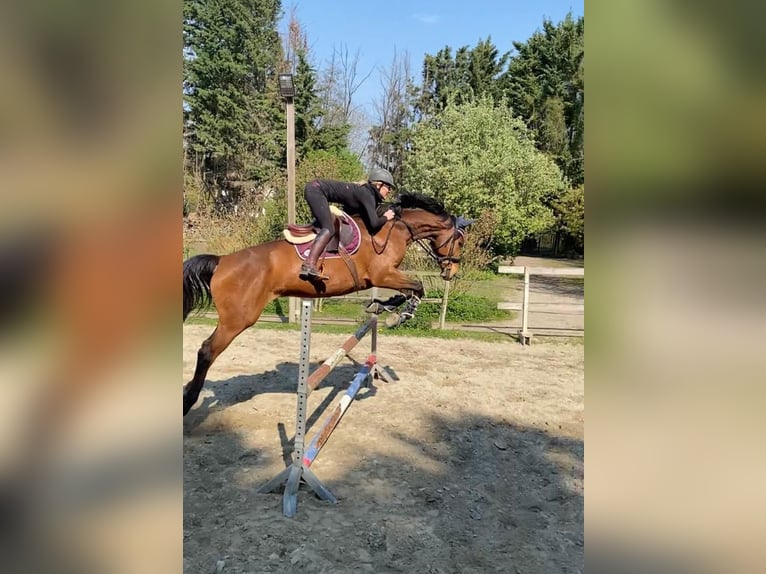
(283, 206), (362, 260)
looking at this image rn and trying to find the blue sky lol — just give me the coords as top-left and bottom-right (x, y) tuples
(280, 1), (583, 117)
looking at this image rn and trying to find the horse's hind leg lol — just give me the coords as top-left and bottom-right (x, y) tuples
(183, 321), (248, 415)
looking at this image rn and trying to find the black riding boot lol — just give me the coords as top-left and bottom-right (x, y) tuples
(299, 229), (333, 280)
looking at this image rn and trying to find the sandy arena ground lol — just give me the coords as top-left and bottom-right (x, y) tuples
(183, 324), (583, 574)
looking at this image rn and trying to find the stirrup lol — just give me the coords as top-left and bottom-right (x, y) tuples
(299, 263), (328, 281)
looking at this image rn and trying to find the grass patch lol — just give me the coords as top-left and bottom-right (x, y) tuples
(313, 298), (366, 319)
(188, 286), (515, 336)
(185, 316), (519, 343)
(532, 335), (584, 346)
(262, 298), (364, 320)
(455, 274), (521, 300)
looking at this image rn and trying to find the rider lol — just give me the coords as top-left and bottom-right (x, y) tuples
(299, 167), (396, 280)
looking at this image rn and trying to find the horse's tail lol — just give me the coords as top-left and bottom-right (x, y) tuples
(183, 254), (220, 321)
(0, 231), (56, 334)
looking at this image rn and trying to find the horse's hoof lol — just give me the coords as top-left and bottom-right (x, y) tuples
(367, 298), (402, 315)
(365, 302), (383, 314)
(385, 313), (402, 328)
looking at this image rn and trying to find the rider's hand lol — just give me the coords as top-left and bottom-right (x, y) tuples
(384, 209), (394, 220)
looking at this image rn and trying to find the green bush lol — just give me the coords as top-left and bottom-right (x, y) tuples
(394, 289), (510, 331)
(393, 307), (438, 331)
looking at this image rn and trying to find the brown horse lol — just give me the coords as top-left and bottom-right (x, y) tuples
(182, 192), (472, 415)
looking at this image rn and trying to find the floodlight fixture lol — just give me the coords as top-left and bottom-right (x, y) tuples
(278, 73), (295, 98)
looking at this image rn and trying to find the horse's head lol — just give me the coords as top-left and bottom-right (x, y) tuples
(394, 193), (475, 281)
(430, 216), (470, 280)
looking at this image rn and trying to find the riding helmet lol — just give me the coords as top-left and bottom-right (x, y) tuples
(368, 167), (395, 188)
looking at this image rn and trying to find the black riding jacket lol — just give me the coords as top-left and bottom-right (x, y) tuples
(305, 179), (388, 232)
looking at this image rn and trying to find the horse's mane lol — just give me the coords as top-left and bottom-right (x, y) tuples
(393, 192), (450, 218)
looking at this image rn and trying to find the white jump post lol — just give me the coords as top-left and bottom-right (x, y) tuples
(258, 298), (394, 517)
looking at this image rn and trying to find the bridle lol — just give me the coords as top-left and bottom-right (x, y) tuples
(398, 217), (464, 266)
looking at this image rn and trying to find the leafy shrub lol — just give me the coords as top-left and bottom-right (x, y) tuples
(393, 305), (438, 332)
(457, 208), (501, 273)
(394, 288), (510, 331)
(435, 290), (509, 322)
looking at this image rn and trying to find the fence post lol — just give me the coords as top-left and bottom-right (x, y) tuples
(519, 267), (531, 345)
(438, 279), (450, 329)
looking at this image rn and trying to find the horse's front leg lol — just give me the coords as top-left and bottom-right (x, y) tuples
(396, 292), (423, 324)
(365, 294), (406, 314)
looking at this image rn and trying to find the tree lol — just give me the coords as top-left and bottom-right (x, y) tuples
(316, 45), (371, 145)
(417, 38), (509, 118)
(367, 49), (417, 183)
(183, 0), (284, 202)
(418, 46), (467, 116)
(282, 13), (349, 158)
(551, 184), (584, 253)
(502, 13), (584, 184)
(468, 37), (510, 101)
(403, 98), (564, 255)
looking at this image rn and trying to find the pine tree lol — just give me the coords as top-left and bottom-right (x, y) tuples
(417, 39), (509, 118)
(283, 15), (349, 159)
(502, 13), (584, 184)
(183, 0), (284, 203)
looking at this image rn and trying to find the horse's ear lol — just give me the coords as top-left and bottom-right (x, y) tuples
(456, 215), (476, 230)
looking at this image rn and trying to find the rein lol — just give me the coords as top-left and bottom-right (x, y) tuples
(370, 212), (463, 266)
(371, 218), (399, 255)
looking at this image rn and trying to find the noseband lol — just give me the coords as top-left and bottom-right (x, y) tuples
(427, 228), (463, 265)
(400, 217), (463, 266)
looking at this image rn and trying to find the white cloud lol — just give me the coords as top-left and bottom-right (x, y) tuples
(412, 13), (440, 25)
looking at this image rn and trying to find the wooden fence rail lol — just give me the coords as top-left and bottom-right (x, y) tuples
(497, 265), (584, 345)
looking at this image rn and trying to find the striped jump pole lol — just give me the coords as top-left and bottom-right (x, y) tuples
(258, 299), (393, 517)
(306, 320), (376, 391)
(303, 355), (375, 467)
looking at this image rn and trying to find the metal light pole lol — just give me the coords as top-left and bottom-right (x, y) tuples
(278, 73), (297, 323)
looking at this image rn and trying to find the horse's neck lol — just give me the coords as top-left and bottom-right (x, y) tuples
(400, 211), (446, 239)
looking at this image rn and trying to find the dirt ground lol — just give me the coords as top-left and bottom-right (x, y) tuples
(183, 324), (583, 574)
